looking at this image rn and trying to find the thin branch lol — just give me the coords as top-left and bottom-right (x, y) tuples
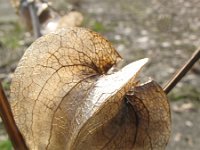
(28, 1), (42, 39)
(0, 82), (28, 150)
(164, 48), (200, 94)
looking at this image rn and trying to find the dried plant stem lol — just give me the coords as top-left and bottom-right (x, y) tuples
(164, 48), (200, 94)
(28, 1), (41, 39)
(0, 83), (27, 150)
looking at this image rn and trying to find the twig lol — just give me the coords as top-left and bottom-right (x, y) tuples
(164, 48), (200, 94)
(0, 82), (28, 150)
(28, 1), (42, 38)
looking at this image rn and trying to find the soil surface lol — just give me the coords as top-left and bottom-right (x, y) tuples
(0, 0), (200, 149)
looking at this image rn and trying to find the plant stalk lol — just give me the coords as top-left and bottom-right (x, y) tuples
(164, 48), (200, 94)
(28, 1), (42, 38)
(0, 83), (28, 150)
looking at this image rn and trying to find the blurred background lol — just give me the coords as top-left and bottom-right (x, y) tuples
(0, 0), (199, 149)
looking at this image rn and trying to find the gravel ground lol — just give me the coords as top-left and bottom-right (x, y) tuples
(0, 0), (200, 149)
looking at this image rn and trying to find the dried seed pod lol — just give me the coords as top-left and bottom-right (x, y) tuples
(10, 27), (171, 150)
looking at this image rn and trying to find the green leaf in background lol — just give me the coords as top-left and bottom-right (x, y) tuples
(0, 140), (12, 150)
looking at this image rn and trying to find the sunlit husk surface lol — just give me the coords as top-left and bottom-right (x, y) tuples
(10, 27), (171, 150)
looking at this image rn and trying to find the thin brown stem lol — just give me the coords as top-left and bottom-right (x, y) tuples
(0, 82), (28, 150)
(164, 48), (200, 94)
(28, 1), (42, 39)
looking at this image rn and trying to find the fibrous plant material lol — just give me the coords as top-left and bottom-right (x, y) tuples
(10, 27), (171, 150)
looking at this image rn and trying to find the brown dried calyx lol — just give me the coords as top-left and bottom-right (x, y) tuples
(10, 27), (171, 150)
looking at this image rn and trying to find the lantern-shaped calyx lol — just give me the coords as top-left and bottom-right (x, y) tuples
(10, 27), (171, 150)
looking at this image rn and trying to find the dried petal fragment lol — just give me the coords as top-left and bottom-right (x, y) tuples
(70, 81), (171, 150)
(69, 59), (148, 149)
(126, 81), (171, 150)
